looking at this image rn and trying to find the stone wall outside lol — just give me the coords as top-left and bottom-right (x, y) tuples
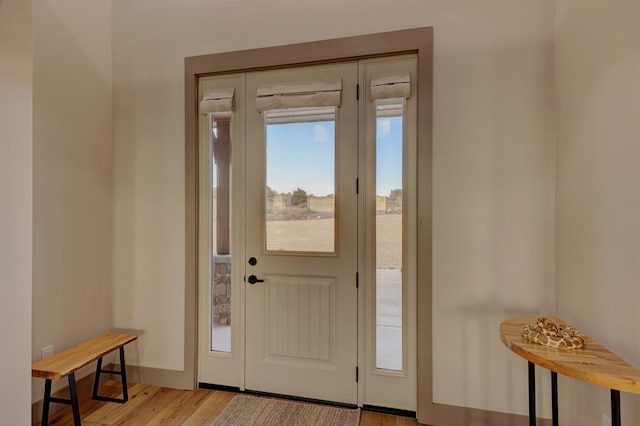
(212, 255), (231, 326)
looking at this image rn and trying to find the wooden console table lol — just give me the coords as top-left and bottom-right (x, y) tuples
(500, 316), (640, 426)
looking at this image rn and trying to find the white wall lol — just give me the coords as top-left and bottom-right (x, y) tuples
(556, 1), (640, 424)
(111, 0), (556, 417)
(32, 0), (114, 402)
(431, 1), (556, 416)
(0, 0), (33, 423)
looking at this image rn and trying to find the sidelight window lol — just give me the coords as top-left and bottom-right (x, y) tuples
(375, 98), (405, 371)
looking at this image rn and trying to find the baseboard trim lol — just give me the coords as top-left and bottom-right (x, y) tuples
(123, 364), (195, 390)
(431, 402), (551, 426)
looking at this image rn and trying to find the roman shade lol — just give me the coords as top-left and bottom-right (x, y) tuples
(256, 79), (342, 112)
(370, 72), (411, 100)
(200, 88), (235, 114)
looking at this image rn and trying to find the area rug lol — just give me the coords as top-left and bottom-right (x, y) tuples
(211, 394), (360, 426)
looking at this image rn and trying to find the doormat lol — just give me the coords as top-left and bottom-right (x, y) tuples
(211, 394), (360, 426)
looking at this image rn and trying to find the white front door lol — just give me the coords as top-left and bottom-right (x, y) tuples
(243, 63), (359, 404)
(198, 56), (418, 411)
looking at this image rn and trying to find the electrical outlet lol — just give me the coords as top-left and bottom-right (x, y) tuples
(41, 345), (53, 359)
(602, 412), (612, 426)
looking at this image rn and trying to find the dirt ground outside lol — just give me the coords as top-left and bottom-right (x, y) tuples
(266, 213), (402, 269)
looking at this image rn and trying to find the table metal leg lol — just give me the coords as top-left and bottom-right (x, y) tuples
(611, 389), (621, 426)
(528, 361), (536, 426)
(551, 371), (558, 426)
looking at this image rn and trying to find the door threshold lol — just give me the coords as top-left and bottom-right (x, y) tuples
(198, 382), (240, 393)
(362, 404), (416, 418)
(199, 385), (359, 410)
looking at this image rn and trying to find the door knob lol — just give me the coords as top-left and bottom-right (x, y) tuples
(247, 275), (264, 285)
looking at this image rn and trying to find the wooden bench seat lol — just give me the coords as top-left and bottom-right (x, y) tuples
(32, 332), (138, 426)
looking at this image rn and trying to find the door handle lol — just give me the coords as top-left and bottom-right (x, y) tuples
(247, 275), (264, 285)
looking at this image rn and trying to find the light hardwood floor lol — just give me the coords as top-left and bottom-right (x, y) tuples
(35, 380), (423, 425)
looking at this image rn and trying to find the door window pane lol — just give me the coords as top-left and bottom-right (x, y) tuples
(264, 107), (336, 253)
(211, 115), (232, 353)
(375, 99), (404, 371)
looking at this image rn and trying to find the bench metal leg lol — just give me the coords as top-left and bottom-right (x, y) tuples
(119, 346), (129, 401)
(92, 356), (104, 400)
(41, 379), (52, 426)
(528, 361), (536, 426)
(41, 373), (81, 426)
(92, 346), (130, 403)
(611, 389), (621, 426)
(68, 373), (81, 426)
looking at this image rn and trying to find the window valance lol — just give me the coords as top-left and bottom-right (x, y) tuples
(370, 72), (411, 100)
(200, 88), (235, 114)
(256, 79), (342, 112)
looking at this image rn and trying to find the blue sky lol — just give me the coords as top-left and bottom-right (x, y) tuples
(375, 116), (403, 197)
(266, 121), (335, 196)
(266, 117), (402, 197)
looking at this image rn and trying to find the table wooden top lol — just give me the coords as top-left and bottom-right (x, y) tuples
(500, 316), (640, 394)
(32, 332), (138, 380)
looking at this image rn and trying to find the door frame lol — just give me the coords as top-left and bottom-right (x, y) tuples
(184, 27), (433, 424)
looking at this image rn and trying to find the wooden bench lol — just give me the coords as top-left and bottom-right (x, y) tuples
(32, 332), (138, 426)
(501, 316), (640, 426)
